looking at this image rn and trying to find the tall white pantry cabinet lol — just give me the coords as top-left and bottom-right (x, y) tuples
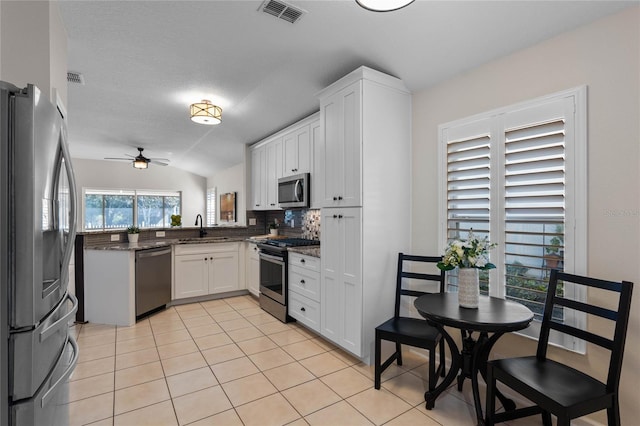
(318, 67), (411, 362)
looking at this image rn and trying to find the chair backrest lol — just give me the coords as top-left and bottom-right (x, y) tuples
(394, 253), (445, 318)
(538, 269), (634, 392)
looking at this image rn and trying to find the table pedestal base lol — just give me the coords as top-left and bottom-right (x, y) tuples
(424, 326), (516, 425)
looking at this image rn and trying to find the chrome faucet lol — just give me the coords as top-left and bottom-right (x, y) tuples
(195, 214), (207, 238)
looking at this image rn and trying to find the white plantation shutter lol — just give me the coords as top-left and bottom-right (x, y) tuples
(439, 88), (587, 351)
(206, 188), (216, 226)
(443, 119), (492, 293)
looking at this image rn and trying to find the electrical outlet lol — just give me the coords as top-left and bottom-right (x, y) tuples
(156, 231), (165, 237)
(110, 234), (120, 242)
(249, 218), (257, 226)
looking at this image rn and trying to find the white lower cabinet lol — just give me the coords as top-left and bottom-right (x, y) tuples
(174, 243), (241, 300)
(320, 207), (362, 356)
(288, 252), (321, 332)
(245, 242), (260, 297)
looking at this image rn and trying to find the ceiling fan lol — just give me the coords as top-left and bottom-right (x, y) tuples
(104, 147), (169, 169)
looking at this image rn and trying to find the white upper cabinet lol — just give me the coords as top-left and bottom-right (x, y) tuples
(283, 124), (310, 177)
(250, 145), (266, 210)
(310, 118), (323, 210)
(319, 81), (362, 207)
(265, 137), (284, 209)
(249, 113), (319, 211)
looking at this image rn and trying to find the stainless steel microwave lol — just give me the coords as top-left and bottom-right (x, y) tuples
(278, 173), (309, 208)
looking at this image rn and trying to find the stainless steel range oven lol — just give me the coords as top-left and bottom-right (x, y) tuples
(258, 238), (320, 322)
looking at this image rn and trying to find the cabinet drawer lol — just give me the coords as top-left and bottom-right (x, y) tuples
(174, 242), (238, 256)
(288, 252), (320, 272)
(288, 292), (320, 333)
(289, 265), (320, 302)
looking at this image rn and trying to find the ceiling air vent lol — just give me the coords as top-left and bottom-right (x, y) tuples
(259, 0), (306, 24)
(67, 71), (85, 85)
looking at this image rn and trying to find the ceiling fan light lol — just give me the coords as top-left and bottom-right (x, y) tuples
(133, 159), (148, 169)
(190, 100), (222, 125)
(355, 0), (414, 12)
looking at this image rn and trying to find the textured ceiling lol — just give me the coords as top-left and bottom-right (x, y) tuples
(59, 0), (634, 177)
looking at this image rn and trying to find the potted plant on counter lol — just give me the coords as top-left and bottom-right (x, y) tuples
(127, 225), (140, 243)
(170, 214), (182, 227)
(269, 220), (279, 236)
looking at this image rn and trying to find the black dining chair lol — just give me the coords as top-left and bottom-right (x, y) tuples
(485, 269), (633, 426)
(374, 253), (446, 391)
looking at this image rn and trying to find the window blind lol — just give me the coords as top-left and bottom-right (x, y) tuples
(206, 188), (216, 226)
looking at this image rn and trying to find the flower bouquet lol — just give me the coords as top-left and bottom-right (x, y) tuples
(437, 230), (496, 271)
(437, 230), (496, 308)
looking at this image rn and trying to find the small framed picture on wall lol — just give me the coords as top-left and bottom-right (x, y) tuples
(220, 192), (236, 222)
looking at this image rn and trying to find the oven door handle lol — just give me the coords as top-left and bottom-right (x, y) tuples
(260, 252), (285, 264)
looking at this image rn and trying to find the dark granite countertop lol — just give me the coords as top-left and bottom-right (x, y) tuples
(288, 246), (321, 258)
(85, 236), (249, 251)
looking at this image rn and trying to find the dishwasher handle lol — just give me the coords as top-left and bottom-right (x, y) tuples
(136, 248), (171, 259)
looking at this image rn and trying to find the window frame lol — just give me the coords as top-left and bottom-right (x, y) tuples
(82, 188), (182, 231)
(437, 86), (588, 353)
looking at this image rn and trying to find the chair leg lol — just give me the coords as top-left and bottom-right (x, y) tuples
(556, 414), (570, 426)
(485, 364), (496, 426)
(541, 411), (552, 426)
(374, 334), (382, 389)
(607, 398), (621, 426)
(439, 339), (446, 377)
(428, 347), (437, 391)
(395, 342), (403, 366)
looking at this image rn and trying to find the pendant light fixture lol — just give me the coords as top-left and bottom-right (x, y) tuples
(190, 99), (222, 125)
(356, 0), (414, 12)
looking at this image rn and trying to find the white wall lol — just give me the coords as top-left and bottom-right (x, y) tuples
(411, 7), (639, 424)
(206, 162), (246, 226)
(0, 1), (67, 107)
(72, 158), (206, 230)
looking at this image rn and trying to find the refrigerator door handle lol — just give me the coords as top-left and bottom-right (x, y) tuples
(40, 334), (79, 408)
(59, 127), (77, 275)
(39, 292), (78, 343)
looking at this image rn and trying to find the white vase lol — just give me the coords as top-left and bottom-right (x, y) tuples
(458, 267), (479, 308)
(269, 229), (278, 236)
(128, 233), (139, 243)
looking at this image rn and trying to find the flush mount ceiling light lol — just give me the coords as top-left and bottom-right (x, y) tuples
(190, 100), (222, 125)
(356, 0), (414, 12)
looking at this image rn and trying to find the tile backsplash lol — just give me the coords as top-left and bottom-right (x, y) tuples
(302, 209), (321, 240)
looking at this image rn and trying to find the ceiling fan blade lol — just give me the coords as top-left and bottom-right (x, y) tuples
(104, 157), (132, 161)
(148, 157), (170, 162)
(149, 160), (169, 166)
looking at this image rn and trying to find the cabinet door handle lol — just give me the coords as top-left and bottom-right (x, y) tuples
(300, 279), (305, 284)
(332, 215), (337, 219)
(300, 307), (306, 312)
(204, 257), (208, 261)
(300, 259), (305, 264)
(333, 196), (338, 201)
(338, 196), (343, 200)
(338, 215), (343, 219)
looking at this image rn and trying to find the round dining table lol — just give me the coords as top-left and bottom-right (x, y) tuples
(414, 293), (534, 426)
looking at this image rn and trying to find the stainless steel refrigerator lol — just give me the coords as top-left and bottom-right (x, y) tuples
(0, 82), (79, 425)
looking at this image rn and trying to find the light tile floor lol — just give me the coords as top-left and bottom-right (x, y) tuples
(65, 295), (556, 426)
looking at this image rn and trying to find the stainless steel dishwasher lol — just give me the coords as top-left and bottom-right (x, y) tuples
(135, 247), (172, 318)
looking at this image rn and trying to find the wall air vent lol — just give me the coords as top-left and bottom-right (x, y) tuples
(259, 0), (306, 24)
(67, 71), (85, 85)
